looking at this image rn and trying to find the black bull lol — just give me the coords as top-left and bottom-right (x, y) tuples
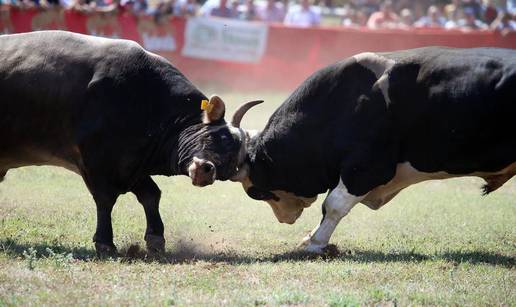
(233, 47), (516, 254)
(0, 31), (261, 254)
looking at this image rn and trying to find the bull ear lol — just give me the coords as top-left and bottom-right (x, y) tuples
(203, 95), (226, 124)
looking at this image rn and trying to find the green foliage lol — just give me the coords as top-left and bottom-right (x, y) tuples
(272, 289), (310, 305)
(45, 248), (73, 268)
(22, 247), (37, 271)
(327, 293), (360, 307)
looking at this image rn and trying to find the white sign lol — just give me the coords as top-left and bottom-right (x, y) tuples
(182, 17), (268, 63)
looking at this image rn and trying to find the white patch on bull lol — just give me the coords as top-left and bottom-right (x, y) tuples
(353, 52), (395, 78)
(245, 129), (260, 139)
(266, 190), (317, 224)
(229, 125), (248, 168)
(375, 74), (391, 105)
(240, 176), (317, 224)
(353, 52), (395, 105)
(362, 161), (516, 210)
(298, 161), (516, 253)
(299, 179), (364, 254)
(362, 162), (451, 209)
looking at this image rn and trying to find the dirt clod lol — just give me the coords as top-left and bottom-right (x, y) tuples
(322, 244), (340, 258)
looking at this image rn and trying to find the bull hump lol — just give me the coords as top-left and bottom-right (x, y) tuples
(353, 52), (395, 79)
(353, 52), (395, 105)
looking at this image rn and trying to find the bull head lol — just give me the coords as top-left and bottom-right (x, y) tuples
(229, 108), (317, 224)
(232, 164), (316, 224)
(181, 95), (263, 187)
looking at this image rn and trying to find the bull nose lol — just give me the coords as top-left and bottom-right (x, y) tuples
(276, 210), (303, 224)
(201, 161), (214, 174)
(279, 218), (296, 225)
(188, 157), (216, 187)
(277, 214), (299, 224)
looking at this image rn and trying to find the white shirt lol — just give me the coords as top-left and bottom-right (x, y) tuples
(284, 5), (320, 27)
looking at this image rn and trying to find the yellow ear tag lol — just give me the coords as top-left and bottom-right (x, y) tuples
(201, 99), (209, 110)
(207, 103), (214, 113)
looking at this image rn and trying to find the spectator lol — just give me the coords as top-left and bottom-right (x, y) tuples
(456, 6), (489, 29)
(509, 0), (516, 14)
(154, 0), (174, 18)
(398, 7), (414, 28)
(351, 0), (379, 16)
(394, 0), (411, 12)
(240, 0), (259, 20)
(444, 0), (461, 23)
(131, 0), (148, 15)
(367, 0), (399, 29)
(0, 5), (14, 34)
(461, 0), (483, 19)
(412, 1), (426, 21)
(97, 0), (123, 12)
(482, 0), (499, 24)
(342, 7), (368, 27)
(209, 0), (233, 17)
(229, 0), (240, 18)
(341, 5), (356, 26)
(490, 10), (516, 30)
(414, 5), (446, 28)
(71, 0), (95, 12)
(284, 0), (320, 27)
(257, 0), (285, 23)
(175, 0), (198, 16)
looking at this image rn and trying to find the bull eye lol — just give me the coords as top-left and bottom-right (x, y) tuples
(247, 186), (279, 201)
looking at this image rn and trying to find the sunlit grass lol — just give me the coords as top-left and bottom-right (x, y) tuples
(0, 91), (514, 305)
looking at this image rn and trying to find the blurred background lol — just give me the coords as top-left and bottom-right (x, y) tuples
(1, 0), (515, 92)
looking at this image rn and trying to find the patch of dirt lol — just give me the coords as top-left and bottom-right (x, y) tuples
(323, 244), (340, 257)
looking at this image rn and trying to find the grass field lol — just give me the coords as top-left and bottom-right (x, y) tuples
(0, 92), (515, 306)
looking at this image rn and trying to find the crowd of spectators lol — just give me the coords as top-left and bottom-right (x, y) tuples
(1, 0), (515, 32)
(341, 0), (516, 31)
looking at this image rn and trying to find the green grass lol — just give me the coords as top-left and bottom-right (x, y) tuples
(0, 92), (515, 306)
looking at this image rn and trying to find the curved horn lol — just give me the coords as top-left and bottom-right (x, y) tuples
(231, 100), (263, 128)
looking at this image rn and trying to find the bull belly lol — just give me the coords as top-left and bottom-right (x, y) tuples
(360, 161), (516, 210)
(0, 147), (82, 175)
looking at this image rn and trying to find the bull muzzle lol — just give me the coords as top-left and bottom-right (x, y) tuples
(188, 157), (216, 187)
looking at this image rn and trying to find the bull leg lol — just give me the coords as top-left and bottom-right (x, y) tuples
(91, 192), (118, 256)
(299, 180), (364, 254)
(131, 176), (165, 253)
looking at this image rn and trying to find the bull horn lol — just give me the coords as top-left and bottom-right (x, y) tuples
(231, 100), (263, 128)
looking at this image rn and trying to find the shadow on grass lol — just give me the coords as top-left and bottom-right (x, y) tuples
(0, 238), (96, 260)
(1, 238), (514, 268)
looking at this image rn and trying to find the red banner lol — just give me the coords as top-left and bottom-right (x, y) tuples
(2, 7), (516, 91)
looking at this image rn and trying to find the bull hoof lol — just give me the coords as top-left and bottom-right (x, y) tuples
(303, 243), (326, 254)
(299, 239), (340, 257)
(145, 235), (166, 254)
(95, 242), (118, 258)
(298, 235), (340, 257)
(298, 236), (326, 254)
